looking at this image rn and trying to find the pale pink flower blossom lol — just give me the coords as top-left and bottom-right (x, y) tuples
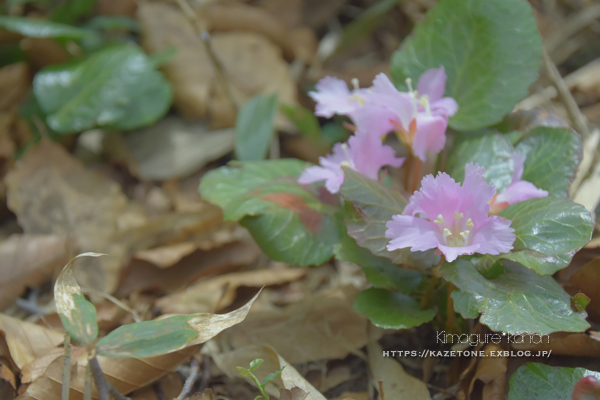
(489, 152), (549, 214)
(308, 76), (369, 118)
(385, 163), (515, 262)
(354, 66), (458, 161)
(298, 133), (405, 194)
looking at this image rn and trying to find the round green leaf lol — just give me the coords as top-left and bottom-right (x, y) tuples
(391, 0), (542, 131)
(200, 159), (342, 266)
(235, 94), (278, 161)
(0, 16), (94, 39)
(353, 288), (435, 330)
(33, 44), (172, 134)
(499, 197), (593, 275)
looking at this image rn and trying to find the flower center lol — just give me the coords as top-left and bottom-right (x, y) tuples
(406, 78), (432, 116)
(433, 212), (474, 247)
(339, 144), (356, 170)
(348, 78), (366, 105)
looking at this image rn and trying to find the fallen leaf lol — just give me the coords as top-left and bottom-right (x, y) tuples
(121, 117), (234, 181)
(156, 266), (307, 314)
(0, 62), (30, 112)
(117, 240), (261, 296)
(137, 3), (296, 128)
(569, 258), (600, 321)
(331, 392), (368, 400)
(130, 372), (183, 400)
(0, 313), (63, 369)
(469, 344), (507, 400)
(5, 140), (129, 293)
(367, 341), (429, 400)
(0, 234), (66, 310)
(220, 286), (374, 363)
(279, 386), (309, 400)
(134, 242), (198, 269)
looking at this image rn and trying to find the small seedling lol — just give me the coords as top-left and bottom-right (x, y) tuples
(237, 358), (286, 400)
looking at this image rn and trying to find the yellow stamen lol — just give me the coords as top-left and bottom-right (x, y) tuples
(454, 212), (464, 220)
(434, 214), (444, 224)
(466, 218), (474, 228)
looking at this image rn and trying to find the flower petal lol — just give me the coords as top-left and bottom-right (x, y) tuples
(350, 133), (405, 179)
(404, 172), (462, 221)
(411, 114), (448, 161)
(431, 97), (459, 117)
(351, 105), (399, 138)
(297, 165), (340, 185)
(309, 76), (356, 117)
(460, 163), (497, 222)
(511, 151), (526, 182)
(495, 180), (549, 205)
(437, 244), (481, 262)
(417, 66), (447, 102)
(471, 216), (515, 255)
(386, 215), (441, 252)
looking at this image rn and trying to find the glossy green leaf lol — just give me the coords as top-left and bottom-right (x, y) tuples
(499, 197), (593, 275)
(0, 16), (93, 39)
(54, 253), (103, 346)
(334, 231), (423, 293)
(51, 0), (96, 24)
(353, 288), (435, 330)
(441, 259), (589, 335)
(508, 363), (600, 400)
(340, 168), (439, 269)
(249, 359), (264, 372)
(280, 103), (321, 141)
(96, 291), (259, 357)
(200, 159), (342, 266)
(515, 126), (582, 197)
(262, 366), (285, 387)
(235, 94), (278, 161)
(445, 130), (514, 191)
(33, 44), (172, 134)
(391, 0), (542, 131)
(236, 367), (252, 377)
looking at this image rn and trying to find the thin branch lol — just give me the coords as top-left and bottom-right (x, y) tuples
(62, 334), (72, 400)
(174, 0), (238, 112)
(83, 361), (93, 400)
(177, 358), (201, 400)
(542, 48), (591, 140)
(88, 357), (110, 400)
(378, 380), (386, 400)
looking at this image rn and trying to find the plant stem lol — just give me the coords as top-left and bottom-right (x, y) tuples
(174, 0), (238, 113)
(89, 356), (110, 400)
(83, 361), (93, 400)
(410, 157), (423, 193)
(177, 358), (200, 400)
(420, 261), (442, 309)
(62, 334), (72, 400)
(404, 152), (414, 191)
(378, 380), (386, 400)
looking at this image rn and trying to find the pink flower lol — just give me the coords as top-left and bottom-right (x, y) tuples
(298, 133), (405, 194)
(489, 152), (549, 214)
(308, 77), (369, 118)
(354, 66), (458, 161)
(385, 163), (515, 262)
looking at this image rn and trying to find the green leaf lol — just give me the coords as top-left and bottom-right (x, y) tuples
(280, 103), (321, 141)
(340, 168), (439, 269)
(391, 0), (542, 131)
(199, 159), (342, 266)
(96, 291), (259, 357)
(0, 16), (94, 39)
(499, 197), (593, 275)
(572, 293), (591, 312)
(334, 231), (423, 293)
(441, 259), (589, 335)
(249, 359), (264, 372)
(50, 0), (97, 24)
(354, 288), (435, 330)
(515, 126), (582, 197)
(237, 367), (252, 377)
(445, 130), (514, 191)
(262, 366), (285, 387)
(54, 253), (103, 346)
(235, 94), (278, 161)
(84, 16), (140, 32)
(33, 44), (172, 134)
(508, 363), (600, 400)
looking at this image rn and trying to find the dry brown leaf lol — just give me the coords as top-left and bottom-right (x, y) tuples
(0, 63), (30, 112)
(130, 372), (183, 400)
(279, 386), (309, 400)
(134, 242), (198, 269)
(156, 266), (307, 314)
(331, 392), (367, 400)
(121, 117), (234, 181)
(219, 286), (372, 363)
(468, 344), (507, 400)
(5, 140), (129, 293)
(568, 257), (600, 321)
(117, 240), (260, 296)
(258, 0), (304, 29)
(20, 38), (70, 69)
(16, 345), (201, 400)
(208, 344), (326, 400)
(0, 313), (63, 370)
(0, 234), (67, 310)
(367, 341), (429, 400)
(138, 2), (296, 128)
